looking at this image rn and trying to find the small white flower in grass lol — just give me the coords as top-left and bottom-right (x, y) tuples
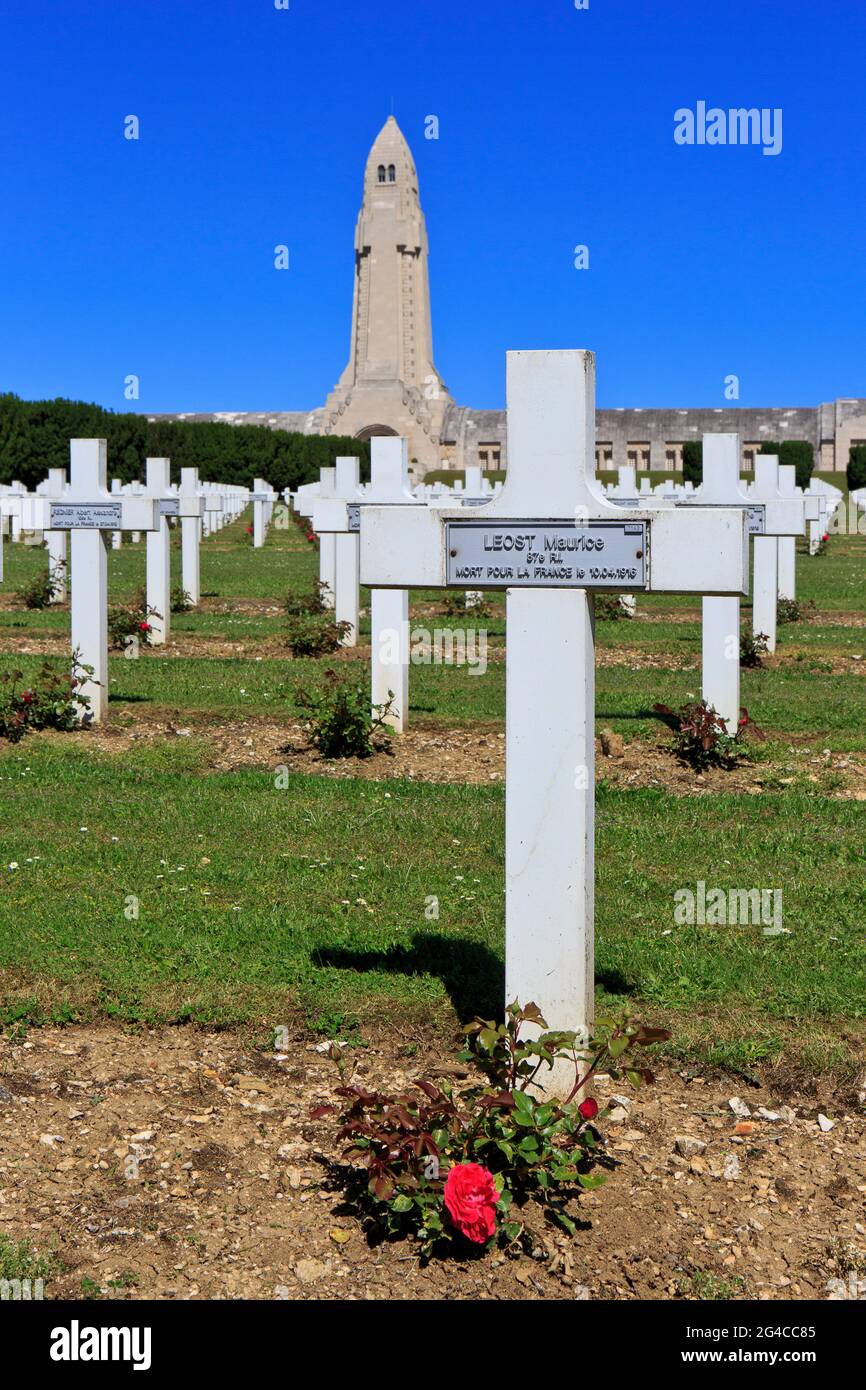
(111, 836), (119, 843)
(8, 862), (19, 871)
(80, 826), (88, 833)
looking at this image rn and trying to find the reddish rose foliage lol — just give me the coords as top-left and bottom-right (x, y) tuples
(443, 1162), (498, 1245)
(578, 1097), (599, 1120)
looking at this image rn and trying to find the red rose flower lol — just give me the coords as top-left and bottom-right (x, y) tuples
(306, 530), (316, 542)
(246, 525), (254, 534)
(443, 1162), (498, 1244)
(139, 621), (150, 632)
(21, 691), (34, 705)
(578, 1097), (599, 1120)
(822, 533), (829, 542)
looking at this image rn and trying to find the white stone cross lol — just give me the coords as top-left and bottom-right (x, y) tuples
(30, 440), (159, 721)
(40, 468), (68, 602)
(178, 466), (214, 605)
(313, 438), (419, 730)
(144, 458), (173, 644)
(777, 465), (799, 603)
(747, 457), (808, 652)
(295, 467), (337, 607)
(250, 478), (278, 548)
(360, 349), (748, 1094)
(680, 435), (764, 731)
(333, 458), (362, 645)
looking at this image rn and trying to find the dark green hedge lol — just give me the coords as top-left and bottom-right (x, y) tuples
(682, 440), (703, 486)
(0, 393), (369, 492)
(847, 445), (866, 492)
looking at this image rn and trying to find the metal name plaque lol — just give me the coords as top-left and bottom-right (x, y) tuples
(50, 502), (122, 530)
(347, 503), (360, 532)
(158, 498), (179, 517)
(677, 499), (765, 535)
(746, 504), (765, 535)
(445, 519), (648, 589)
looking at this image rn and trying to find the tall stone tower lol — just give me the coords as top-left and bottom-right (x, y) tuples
(319, 116), (453, 472)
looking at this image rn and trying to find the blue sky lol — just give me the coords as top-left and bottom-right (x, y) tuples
(0, 0), (863, 414)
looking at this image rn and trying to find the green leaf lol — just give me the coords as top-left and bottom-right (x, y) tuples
(554, 1211), (577, 1236)
(391, 1194), (413, 1212)
(577, 1173), (606, 1191)
(503, 1221), (523, 1242)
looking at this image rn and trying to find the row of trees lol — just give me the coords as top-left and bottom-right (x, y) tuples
(682, 439), (815, 489)
(0, 394), (370, 492)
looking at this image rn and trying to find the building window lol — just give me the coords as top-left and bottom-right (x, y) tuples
(478, 443), (502, 469)
(665, 443), (684, 472)
(742, 444), (763, 472)
(377, 165), (386, 183)
(595, 443), (613, 470)
(387, 164), (396, 182)
(627, 443), (651, 471)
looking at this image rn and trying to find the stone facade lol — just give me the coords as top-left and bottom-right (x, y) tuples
(151, 119), (864, 476)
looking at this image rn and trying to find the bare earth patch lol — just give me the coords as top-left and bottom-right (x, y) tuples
(23, 711), (866, 798)
(0, 1024), (863, 1301)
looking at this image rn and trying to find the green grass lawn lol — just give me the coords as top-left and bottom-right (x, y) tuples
(1, 514), (865, 1078)
(1, 740), (864, 1075)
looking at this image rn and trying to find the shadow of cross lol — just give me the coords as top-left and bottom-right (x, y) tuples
(359, 350), (749, 1097)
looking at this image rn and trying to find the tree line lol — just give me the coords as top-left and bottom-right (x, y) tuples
(0, 394), (370, 492)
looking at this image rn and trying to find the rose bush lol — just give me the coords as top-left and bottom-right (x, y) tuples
(311, 1002), (669, 1256)
(0, 654), (93, 742)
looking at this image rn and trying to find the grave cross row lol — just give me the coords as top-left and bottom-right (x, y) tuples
(359, 350), (749, 1095)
